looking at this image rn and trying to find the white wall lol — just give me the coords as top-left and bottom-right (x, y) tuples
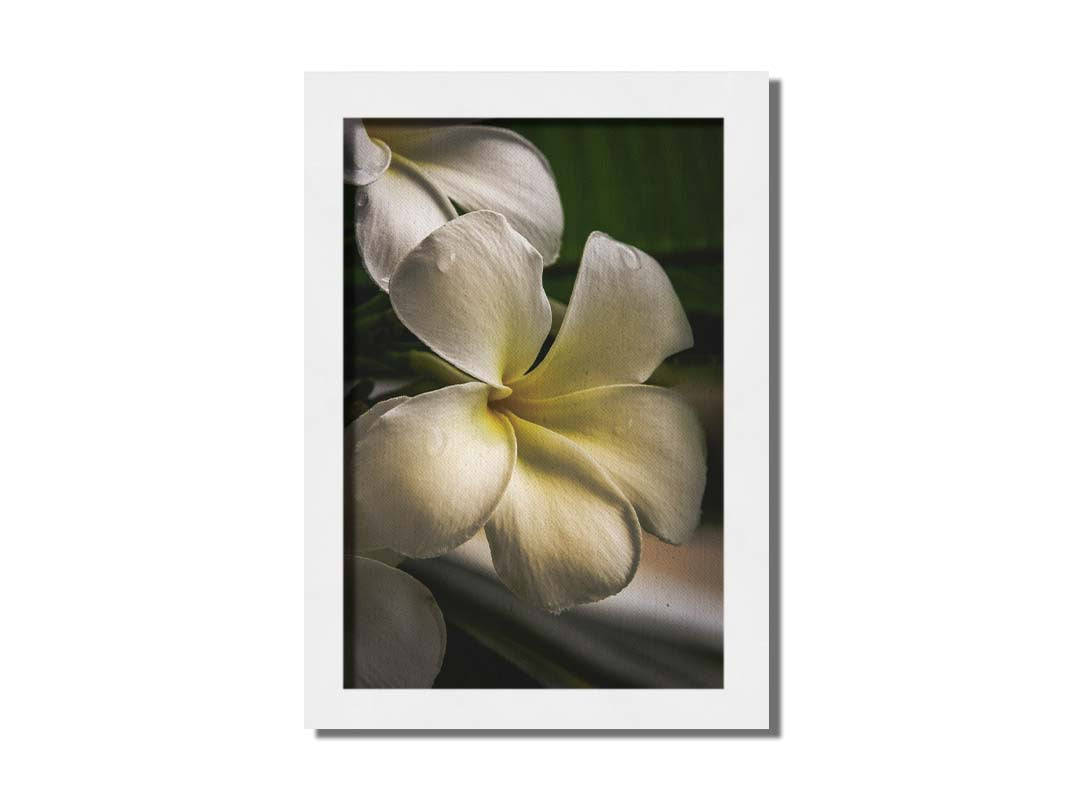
(3, 2), (1065, 798)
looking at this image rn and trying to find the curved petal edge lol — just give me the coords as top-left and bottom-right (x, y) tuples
(389, 211), (551, 388)
(347, 556), (446, 688)
(510, 231), (693, 399)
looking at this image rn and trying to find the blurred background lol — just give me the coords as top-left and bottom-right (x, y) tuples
(345, 119), (723, 687)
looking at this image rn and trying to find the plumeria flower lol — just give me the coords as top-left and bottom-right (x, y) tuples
(347, 554), (446, 688)
(346, 119), (564, 291)
(348, 211), (706, 612)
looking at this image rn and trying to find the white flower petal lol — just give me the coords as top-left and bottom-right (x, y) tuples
(370, 123), (564, 265)
(345, 398), (411, 560)
(348, 556), (445, 688)
(388, 211), (551, 388)
(510, 232), (693, 399)
(354, 154), (457, 290)
(344, 119), (392, 186)
(484, 412), (641, 612)
(353, 395), (409, 439)
(508, 385), (707, 544)
(350, 383), (515, 557)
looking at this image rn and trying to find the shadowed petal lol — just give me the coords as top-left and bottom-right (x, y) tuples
(371, 123), (564, 265)
(348, 556), (446, 688)
(345, 119), (392, 186)
(354, 154), (457, 290)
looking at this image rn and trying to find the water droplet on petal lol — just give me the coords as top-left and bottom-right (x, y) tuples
(424, 426), (447, 456)
(621, 246), (642, 271)
(438, 249), (457, 273)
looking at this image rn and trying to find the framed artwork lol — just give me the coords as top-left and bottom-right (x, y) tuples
(305, 72), (769, 729)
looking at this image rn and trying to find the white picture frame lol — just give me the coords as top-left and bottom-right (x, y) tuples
(305, 72), (769, 730)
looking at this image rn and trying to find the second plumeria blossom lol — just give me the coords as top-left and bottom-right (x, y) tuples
(349, 211), (706, 612)
(347, 120), (564, 291)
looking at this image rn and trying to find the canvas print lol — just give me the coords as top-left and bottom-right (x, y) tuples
(344, 119), (723, 688)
